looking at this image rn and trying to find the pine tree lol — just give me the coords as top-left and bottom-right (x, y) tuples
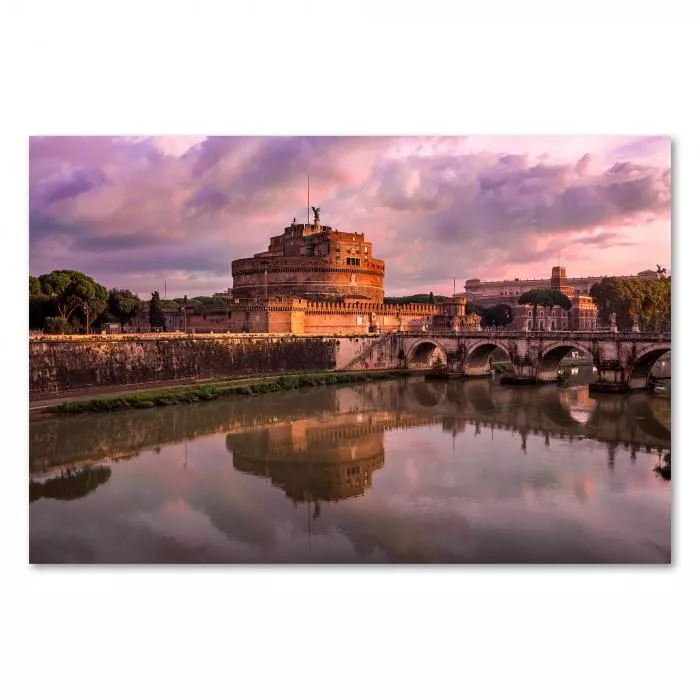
(149, 291), (166, 330)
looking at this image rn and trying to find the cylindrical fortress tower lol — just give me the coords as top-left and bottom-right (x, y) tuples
(230, 217), (385, 303)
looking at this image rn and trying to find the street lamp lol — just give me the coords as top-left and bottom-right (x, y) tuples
(181, 295), (188, 334)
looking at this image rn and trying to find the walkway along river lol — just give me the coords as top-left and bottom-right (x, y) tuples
(29, 367), (671, 563)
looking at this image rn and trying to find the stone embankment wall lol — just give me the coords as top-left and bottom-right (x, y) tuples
(335, 335), (405, 371)
(29, 335), (340, 398)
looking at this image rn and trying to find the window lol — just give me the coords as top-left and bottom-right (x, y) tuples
(346, 257), (360, 266)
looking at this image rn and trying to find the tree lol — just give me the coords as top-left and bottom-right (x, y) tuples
(173, 295), (227, 308)
(429, 291), (435, 304)
(518, 289), (552, 327)
(44, 316), (70, 335)
(149, 291), (166, 330)
(519, 288), (572, 328)
(479, 303), (513, 328)
(29, 275), (42, 296)
(108, 288), (143, 325)
(30, 294), (57, 329)
(37, 270), (108, 329)
(590, 276), (670, 332)
(545, 289), (572, 311)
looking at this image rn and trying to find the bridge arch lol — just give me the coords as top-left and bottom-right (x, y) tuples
(627, 345), (672, 390)
(535, 386), (589, 431)
(537, 341), (595, 381)
(463, 339), (511, 375)
(462, 378), (499, 415)
(407, 380), (448, 408)
(585, 393), (671, 446)
(406, 339), (448, 369)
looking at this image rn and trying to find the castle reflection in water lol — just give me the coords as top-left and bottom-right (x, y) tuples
(30, 374), (671, 507)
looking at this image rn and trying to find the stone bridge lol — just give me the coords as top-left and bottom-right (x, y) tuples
(343, 331), (671, 391)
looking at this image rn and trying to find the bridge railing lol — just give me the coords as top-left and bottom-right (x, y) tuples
(391, 330), (671, 341)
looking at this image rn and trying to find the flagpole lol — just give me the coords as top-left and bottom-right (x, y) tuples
(307, 172), (310, 224)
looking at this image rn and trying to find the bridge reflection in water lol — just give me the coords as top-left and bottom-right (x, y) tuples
(220, 375), (670, 511)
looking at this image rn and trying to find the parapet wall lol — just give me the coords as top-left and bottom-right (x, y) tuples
(305, 301), (438, 315)
(29, 335), (338, 398)
(184, 300), (440, 335)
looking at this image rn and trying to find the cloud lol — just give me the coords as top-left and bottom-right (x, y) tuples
(29, 136), (671, 297)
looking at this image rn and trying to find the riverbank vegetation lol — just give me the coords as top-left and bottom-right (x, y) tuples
(48, 370), (412, 416)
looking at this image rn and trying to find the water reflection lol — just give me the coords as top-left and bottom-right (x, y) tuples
(225, 414), (437, 514)
(30, 466), (111, 502)
(227, 422), (383, 510)
(30, 375), (670, 480)
(29, 374), (671, 563)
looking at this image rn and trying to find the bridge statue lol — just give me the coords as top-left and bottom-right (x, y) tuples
(311, 206), (320, 224)
(609, 312), (617, 333)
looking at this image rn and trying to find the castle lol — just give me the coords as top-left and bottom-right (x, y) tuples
(230, 208), (384, 303)
(185, 209), (479, 335)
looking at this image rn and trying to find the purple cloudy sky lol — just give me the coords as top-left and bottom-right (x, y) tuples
(29, 135), (671, 298)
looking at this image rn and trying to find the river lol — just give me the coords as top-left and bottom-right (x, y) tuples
(29, 367), (671, 564)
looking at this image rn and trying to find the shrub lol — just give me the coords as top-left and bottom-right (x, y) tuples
(44, 317), (70, 335)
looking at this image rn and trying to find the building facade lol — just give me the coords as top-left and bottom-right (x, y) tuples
(462, 268), (662, 303)
(465, 266), (601, 331)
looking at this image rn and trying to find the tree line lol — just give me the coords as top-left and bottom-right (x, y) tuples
(29, 269), (227, 333)
(30, 269), (671, 334)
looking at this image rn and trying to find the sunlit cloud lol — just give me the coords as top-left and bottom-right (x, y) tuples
(29, 136), (671, 298)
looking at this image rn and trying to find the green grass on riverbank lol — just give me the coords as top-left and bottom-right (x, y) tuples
(49, 371), (412, 415)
